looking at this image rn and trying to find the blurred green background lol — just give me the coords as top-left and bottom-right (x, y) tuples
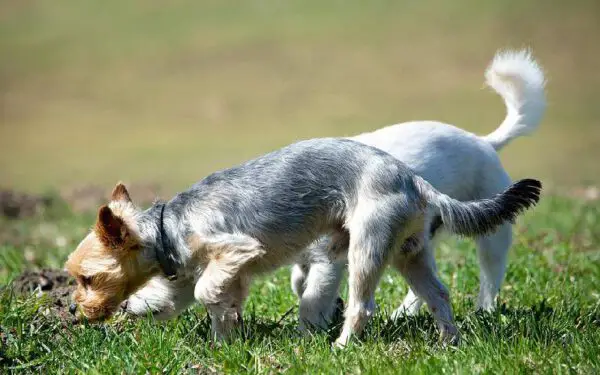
(1, 0), (599, 195)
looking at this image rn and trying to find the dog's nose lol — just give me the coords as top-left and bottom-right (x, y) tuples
(120, 299), (129, 311)
(69, 303), (78, 315)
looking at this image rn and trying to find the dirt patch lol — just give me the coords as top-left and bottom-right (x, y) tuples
(8, 269), (76, 321)
(11, 268), (74, 295)
(6, 269), (136, 324)
(0, 189), (54, 219)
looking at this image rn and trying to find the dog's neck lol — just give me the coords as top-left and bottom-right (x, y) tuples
(155, 202), (179, 280)
(138, 203), (184, 281)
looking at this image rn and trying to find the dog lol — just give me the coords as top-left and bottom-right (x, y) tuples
(122, 48), (546, 331)
(65, 136), (541, 347)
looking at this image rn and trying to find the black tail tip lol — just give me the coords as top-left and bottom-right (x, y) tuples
(505, 178), (542, 208)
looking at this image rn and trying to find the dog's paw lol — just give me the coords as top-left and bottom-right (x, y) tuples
(439, 324), (460, 346)
(390, 304), (421, 320)
(332, 331), (353, 350)
(332, 338), (347, 350)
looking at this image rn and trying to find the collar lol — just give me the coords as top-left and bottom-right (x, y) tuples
(156, 202), (178, 281)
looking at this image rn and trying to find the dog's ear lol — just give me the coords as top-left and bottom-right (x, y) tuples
(95, 205), (130, 249)
(111, 182), (132, 203)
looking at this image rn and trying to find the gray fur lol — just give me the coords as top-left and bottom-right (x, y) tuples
(160, 138), (418, 265)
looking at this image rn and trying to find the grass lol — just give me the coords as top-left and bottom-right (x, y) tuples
(1, 196), (599, 373)
(1, 0), (600, 193)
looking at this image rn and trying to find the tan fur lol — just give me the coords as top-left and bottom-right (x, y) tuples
(186, 233), (202, 250)
(65, 184), (156, 321)
(186, 233), (211, 267)
(111, 182), (132, 203)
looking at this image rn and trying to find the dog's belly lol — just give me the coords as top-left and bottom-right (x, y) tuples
(248, 228), (350, 275)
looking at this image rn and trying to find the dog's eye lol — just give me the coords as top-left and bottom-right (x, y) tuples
(80, 276), (93, 287)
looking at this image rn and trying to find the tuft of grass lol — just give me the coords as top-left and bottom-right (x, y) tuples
(1, 196), (599, 373)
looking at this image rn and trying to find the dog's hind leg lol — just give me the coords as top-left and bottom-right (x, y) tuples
(392, 242), (459, 344)
(475, 169), (513, 312)
(334, 219), (392, 347)
(393, 216), (443, 318)
(476, 223), (512, 311)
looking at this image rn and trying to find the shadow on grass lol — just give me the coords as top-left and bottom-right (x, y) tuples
(220, 299), (600, 347)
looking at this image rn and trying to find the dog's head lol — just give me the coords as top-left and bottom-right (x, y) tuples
(65, 183), (154, 321)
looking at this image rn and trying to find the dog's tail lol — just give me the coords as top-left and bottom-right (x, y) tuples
(481, 49), (546, 151)
(415, 176), (541, 237)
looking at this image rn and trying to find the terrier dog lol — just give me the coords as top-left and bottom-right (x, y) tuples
(123, 48), (546, 331)
(65, 136), (541, 347)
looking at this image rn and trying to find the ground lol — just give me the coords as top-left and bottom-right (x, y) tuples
(1, 194), (599, 373)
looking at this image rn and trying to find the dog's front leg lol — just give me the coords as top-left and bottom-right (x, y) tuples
(196, 272), (250, 341)
(193, 234), (264, 341)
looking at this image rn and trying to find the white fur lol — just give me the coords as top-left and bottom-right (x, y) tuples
(483, 49), (546, 150)
(125, 277), (194, 319)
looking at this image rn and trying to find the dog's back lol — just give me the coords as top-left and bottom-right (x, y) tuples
(352, 121), (507, 201)
(176, 138), (418, 254)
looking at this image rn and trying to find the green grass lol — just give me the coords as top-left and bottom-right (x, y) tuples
(1, 0), (600, 193)
(1, 196), (599, 373)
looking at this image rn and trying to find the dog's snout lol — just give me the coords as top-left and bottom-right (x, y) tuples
(120, 299), (129, 311)
(69, 303), (78, 315)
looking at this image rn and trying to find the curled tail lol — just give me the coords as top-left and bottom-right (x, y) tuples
(416, 177), (542, 237)
(482, 49), (546, 151)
